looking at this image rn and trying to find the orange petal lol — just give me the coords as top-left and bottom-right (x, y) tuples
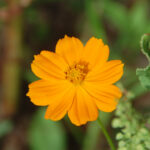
(26, 79), (73, 106)
(68, 86), (98, 126)
(82, 37), (109, 69)
(45, 85), (75, 121)
(82, 82), (122, 112)
(86, 60), (124, 84)
(94, 99), (117, 112)
(31, 50), (67, 80)
(55, 35), (84, 65)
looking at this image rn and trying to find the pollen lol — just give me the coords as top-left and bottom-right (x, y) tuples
(65, 61), (89, 84)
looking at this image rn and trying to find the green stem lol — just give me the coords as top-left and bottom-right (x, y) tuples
(97, 117), (116, 150)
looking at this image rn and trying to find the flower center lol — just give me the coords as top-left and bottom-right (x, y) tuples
(65, 61), (89, 84)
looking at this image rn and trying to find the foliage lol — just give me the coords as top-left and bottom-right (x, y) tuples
(0, 120), (13, 138)
(28, 109), (67, 150)
(136, 34), (150, 89)
(112, 98), (150, 150)
(113, 34), (150, 150)
(102, 0), (150, 51)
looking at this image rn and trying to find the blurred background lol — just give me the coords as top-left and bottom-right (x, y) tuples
(0, 0), (150, 150)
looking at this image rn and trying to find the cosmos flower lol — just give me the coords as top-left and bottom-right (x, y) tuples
(27, 35), (124, 126)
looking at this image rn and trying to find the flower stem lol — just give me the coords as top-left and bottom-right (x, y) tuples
(97, 117), (116, 150)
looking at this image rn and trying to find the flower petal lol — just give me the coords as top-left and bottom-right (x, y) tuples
(82, 37), (109, 69)
(82, 82), (122, 112)
(45, 85), (75, 121)
(31, 50), (67, 80)
(68, 86), (98, 126)
(94, 99), (117, 112)
(55, 35), (84, 65)
(86, 60), (124, 84)
(26, 79), (73, 106)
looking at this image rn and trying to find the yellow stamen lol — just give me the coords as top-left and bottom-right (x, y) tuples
(65, 61), (89, 84)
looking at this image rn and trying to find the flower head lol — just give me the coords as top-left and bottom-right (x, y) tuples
(27, 35), (124, 126)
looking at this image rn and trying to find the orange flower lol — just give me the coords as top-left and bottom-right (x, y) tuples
(27, 35), (124, 126)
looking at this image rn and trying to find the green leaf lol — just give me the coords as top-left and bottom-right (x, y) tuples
(28, 108), (67, 150)
(136, 66), (150, 89)
(113, 99), (150, 150)
(112, 118), (123, 128)
(0, 120), (13, 138)
(140, 34), (150, 61)
(136, 34), (150, 89)
(102, 1), (128, 31)
(116, 133), (123, 140)
(84, 0), (107, 41)
(118, 141), (126, 147)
